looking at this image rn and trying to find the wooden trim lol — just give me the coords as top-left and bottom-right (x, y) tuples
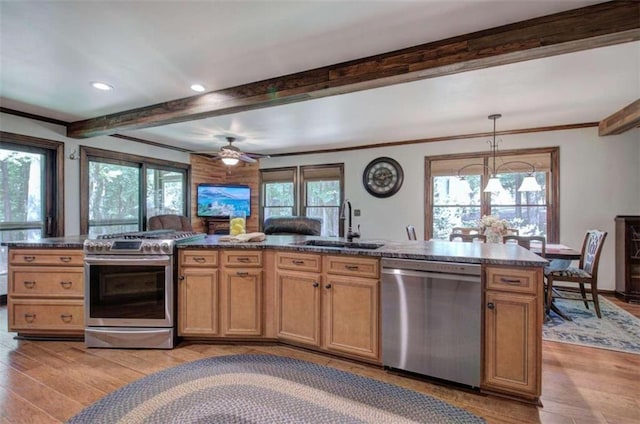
(598, 99), (640, 136)
(0, 107), (68, 127)
(66, 2), (639, 139)
(270, 122), (597, 157)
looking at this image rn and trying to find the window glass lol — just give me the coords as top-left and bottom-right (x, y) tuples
(147, 169), (185, 217)
(88, 161), (140, 237)
(432, 175), (481, 239)
(263, 181), (294, 219)
(305, 180), (340, 237)
(490, 172), (547, 236)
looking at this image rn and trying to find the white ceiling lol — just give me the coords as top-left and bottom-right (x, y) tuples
(1, 1), (638, 155)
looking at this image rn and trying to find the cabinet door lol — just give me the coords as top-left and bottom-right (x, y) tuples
(276, 270), (321, 346)
(484, 291), (540, 398)
(323, 275), (379, 360)
(220, 268), (263, 336)
(178, 268), (219, 336)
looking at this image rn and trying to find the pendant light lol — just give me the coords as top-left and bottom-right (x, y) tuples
(457, 114), (542, 193)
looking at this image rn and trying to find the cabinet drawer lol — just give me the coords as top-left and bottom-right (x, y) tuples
(325, 256), (379, 279)
(276, 252), (322, 273)
(180, 250), (218, 267)
(10, 268), (84, 297)
(9, 249), (84, 266)
(10, 300), (84, 331)
(486, 266), (539, 294)
(222, 250), (262, 267)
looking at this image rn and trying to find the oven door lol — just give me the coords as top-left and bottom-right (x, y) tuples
(84, 255), (174, 327)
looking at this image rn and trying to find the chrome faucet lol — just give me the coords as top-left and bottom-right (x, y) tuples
(340, 199), (360, 242)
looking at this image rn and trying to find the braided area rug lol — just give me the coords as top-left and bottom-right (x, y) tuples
(67, 354), (485, 423)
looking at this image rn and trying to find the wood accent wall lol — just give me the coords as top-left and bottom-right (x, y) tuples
(189, 155), (260, 233)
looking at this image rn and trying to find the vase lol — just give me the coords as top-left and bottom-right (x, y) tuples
(229, 211), (246, 236)
(484, 228), (502, 243)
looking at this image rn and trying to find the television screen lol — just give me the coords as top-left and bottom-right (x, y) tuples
(197, 184), (251, 218)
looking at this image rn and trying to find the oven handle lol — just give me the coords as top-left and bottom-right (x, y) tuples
(84, 255), (171, 266)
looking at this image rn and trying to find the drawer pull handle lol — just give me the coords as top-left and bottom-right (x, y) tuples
(23, 281), (36, 289)
(60, 314), (73, 323)
(59, 256), (72, 262)
(237, 257), (250, 263)
(179, 275), (185, 281)
(193, 257), (206, 263)
(487, 302), (495, 310)
(23, 255), (36, 262)
(345, 265), (359, 270)
(312, 282), (319, 288)
(236, 271), (249, 277)
(292, 260), (304, 265)
(500, 278), (523, 285)
(325, 284), (332, 289)
(60, 281), (73, 289)
(24, 313), (36, 323)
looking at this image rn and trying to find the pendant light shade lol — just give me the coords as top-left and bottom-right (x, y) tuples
(483, 176), (504, 193)
(518, 175), (542, 192)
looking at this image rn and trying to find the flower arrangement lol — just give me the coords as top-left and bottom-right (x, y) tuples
(480, 215), (509, 236)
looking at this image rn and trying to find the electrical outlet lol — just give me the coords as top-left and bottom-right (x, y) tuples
(354, 209), (361, 216)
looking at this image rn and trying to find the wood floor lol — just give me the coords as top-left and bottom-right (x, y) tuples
(1, 296), (639, 424)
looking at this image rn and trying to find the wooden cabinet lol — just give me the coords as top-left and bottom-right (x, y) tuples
(274, 252), (380, 361)
(8, 248), (84, 337)
(178, 250), (219, 336)
(220, 250), (263, 336)
(615, 216), (640, 303)
(483, 265), (542, 401)
(275, 252), (322, 346)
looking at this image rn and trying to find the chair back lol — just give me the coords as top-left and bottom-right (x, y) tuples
(406, 225), (417, 240)
(503, 235), (546, 257)
(451, 227), (481, 235)
(148, 214), (193, 231)
(449, 233), (486, 243)
(506, 228), (520, 236)
(579, 230), (607, 275)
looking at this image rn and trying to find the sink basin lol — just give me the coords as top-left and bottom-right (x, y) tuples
(294, 240), (384, 250)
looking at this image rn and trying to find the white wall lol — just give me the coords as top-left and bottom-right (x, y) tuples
(0, 112), (191, 236)
(261, 127), (640, 291)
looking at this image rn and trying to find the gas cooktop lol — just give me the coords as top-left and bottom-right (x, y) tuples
(96, 230), (205, 241)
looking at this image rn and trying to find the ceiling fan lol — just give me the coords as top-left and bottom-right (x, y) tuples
(196, 136), (268, 166)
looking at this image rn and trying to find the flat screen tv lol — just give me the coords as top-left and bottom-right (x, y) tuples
(197, 184), (251, 218)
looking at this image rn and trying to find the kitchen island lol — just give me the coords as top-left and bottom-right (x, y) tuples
(4, 234), (547, 403)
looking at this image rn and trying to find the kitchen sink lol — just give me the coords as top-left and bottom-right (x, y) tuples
(293, 240), (384, 250)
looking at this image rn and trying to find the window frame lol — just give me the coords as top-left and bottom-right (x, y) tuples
(79, 146), (190, 235)
(259, 167), (298, 225)
(425, 147), (559, 242)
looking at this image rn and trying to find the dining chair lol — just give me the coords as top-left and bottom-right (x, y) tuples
(449, 233), (486, 243)
(544, 230), (607, 318)
(503, 235), (546, 257)
(451, 227), (481, 235)
(406, 225), (417, 240)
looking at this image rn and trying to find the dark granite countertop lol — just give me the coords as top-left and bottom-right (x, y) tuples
(3, 234), (548, 267)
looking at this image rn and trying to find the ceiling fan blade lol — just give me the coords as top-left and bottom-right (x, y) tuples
(239, 155), (257, 163)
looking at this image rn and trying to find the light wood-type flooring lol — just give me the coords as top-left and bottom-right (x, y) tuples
(1, 295), (639, 424)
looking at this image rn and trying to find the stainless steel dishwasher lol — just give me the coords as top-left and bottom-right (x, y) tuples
(381, 258), (482, 388)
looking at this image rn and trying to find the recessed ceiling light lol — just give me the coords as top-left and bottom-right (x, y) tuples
(90, 81), (114, 91)
(190, 84), (206, 92)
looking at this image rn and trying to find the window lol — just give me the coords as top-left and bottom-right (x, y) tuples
(260, 167), (297, 219)
(301, 165), (343, 237)
(426, 148), (558, 242)
(260, 164), (344, 237)
(80, 147), (189, 236)
(1, 132), (64, 300)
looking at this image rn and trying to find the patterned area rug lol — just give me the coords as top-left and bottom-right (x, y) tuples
(68, 354), (485, 423)
(543, 292), (640, 354)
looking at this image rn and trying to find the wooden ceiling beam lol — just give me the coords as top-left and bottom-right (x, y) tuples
(67, 1), (640, 139)
(598, 99), (640, 136)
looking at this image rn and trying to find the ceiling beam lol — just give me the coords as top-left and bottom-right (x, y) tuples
(67, 1), (640, 139)
(598, 99), (640, 136)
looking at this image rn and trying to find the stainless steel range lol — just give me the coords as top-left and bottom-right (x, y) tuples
(83, 230), (205, 349)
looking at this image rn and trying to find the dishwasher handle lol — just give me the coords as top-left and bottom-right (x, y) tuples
(382, 268), (481, 283)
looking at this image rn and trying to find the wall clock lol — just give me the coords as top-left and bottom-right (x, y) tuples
(362, 157), (404, 198)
